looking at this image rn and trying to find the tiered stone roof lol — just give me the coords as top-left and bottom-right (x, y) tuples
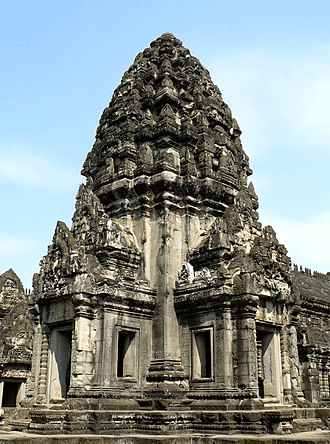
(295, 271), (330, 304)
(82, 33), (252, 218)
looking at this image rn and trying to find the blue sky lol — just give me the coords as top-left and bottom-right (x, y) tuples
(1, 0), (330, 288)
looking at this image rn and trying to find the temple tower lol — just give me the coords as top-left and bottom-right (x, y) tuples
(80, 33), (251, 394)
(27, 33), (304, 433)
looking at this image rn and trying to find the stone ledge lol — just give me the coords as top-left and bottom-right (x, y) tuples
(0, 430), (330, 443)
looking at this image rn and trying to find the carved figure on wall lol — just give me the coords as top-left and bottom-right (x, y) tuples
(139, 142), (153, 170)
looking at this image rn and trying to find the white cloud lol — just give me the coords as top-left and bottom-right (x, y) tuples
(208, 44), (330, 274)
(0, 156), (43, 185)
(298, 76), (330, 140)
(208, 44), (330, 155)
(0, 145), (81, 191)
(0, 236), (33, 255)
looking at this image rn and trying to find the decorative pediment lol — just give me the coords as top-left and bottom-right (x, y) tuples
(178, 189), (293, 304)
(0, 269), (25, 306)
(40, 221), (78, 276)
(0, 281), (33, 366)
(72, 184), (139, 252)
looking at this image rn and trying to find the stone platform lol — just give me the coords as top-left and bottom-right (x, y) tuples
(2, 407), (330, 439)
(0, 430), (330, 444)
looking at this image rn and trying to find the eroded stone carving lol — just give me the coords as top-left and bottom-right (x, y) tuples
(0, 270), (33, 408)
(2, 32), (329, 436)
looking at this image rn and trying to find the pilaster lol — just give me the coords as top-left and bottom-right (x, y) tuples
(37, 325), (49, 403)
(70, 294), (96, 393)
(280, 325), (293, 402)
(223, 304), (233, 388)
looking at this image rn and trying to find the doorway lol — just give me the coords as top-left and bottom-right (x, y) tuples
(48, 327), (72, 401)
(256, 327), (282, 401)
(2, 381), (20, 407)
(0, 379), (25, 407)
(191, 327), (213, 380)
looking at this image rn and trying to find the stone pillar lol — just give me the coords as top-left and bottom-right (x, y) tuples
(280, 326), (292, 402)
(223, 304), (233, 388)
(100, 309), (114, 388)
(37, 325), (49, 402)
(145, 209), (187, 396)
(288, 325), (304, 400)
(17, 382), (26, 405)
(0, 381), (4, 407)
(325, 366), (330, 398)
(71, 297), (95, 392)
(305, 351), (320, 404)
(231, 275), (259, 401)
(318, 366), (324, 398)
(92, 312), (105, 387)
(236, 315), (257, 390)
(318, 364), (329, 399)
(25, 323), (43, 399)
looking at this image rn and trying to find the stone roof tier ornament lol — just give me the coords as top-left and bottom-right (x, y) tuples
(81, 32), (252, 219)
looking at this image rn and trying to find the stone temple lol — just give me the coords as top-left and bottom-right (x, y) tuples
(1, 33), (330, 437)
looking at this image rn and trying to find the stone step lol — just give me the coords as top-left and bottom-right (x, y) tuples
(1, 419), (31, 432)
(1, 430), (330, 443)
(1, 407), (30, 420)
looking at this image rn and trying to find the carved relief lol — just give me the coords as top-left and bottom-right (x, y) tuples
(6, 32), (329, 432)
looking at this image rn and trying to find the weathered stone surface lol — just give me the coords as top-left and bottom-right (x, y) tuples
(0, 269), (33, 409)
(1, 429), (330, 443)
(19, 32), (314, 432)
(293, 269), (330, 405)
(1, 33), (330, 438)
